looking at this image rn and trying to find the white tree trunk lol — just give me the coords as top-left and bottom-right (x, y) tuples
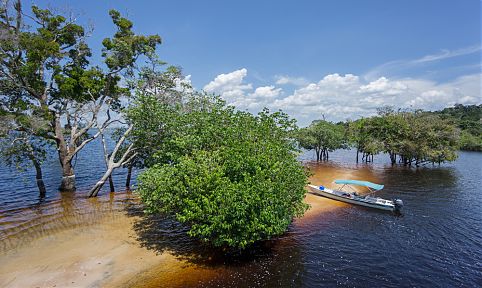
(88, 125), (135, 197)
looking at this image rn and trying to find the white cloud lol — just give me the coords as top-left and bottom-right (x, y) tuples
(203, 68), (252, 101)
(203, 69), (283, 110)
(359, 77), (407, 95)
(174, 74), (193, 92)
(275, 75), (308, 86)
(250, 86), (282, 99)
(273, 73), (481, 124)
(203, 69), (481, 126)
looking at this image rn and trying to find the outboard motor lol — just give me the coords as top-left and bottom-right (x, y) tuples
(393, 199), (404, 211)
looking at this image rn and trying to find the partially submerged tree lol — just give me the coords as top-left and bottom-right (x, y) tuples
(135, 94), (308, 249)
(297, 120), (345, 161)
(88, 124), (135, 197)
(0, 132), (50, 195)
(347, 108), (459, 166)
(0, 111), (52, 195)
(86, 59), (184, 197)
(0, 1), (161, 191)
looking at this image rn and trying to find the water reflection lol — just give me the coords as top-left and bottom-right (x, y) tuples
(128, 203), (299, 267)
(128, 209), (306, 287)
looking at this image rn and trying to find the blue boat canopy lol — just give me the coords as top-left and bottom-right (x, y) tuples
(334, 179), (384, 190)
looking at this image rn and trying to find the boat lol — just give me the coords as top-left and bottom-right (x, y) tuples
(307, 179), (403, 212)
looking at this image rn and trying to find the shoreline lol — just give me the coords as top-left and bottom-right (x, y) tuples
(0, 189), (343, 288)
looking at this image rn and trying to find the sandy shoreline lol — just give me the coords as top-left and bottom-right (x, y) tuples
(0, 164), (377, 287)
(0, 193), (338, 288)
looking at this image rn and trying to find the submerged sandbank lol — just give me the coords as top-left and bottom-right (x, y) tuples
(0, 163), (380, 287)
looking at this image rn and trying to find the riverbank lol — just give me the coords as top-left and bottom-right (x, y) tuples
(0, 185), (343, 288)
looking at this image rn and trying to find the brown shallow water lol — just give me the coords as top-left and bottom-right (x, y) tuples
(0, 191), (221, 287)
(0, 164), (356, 288)
(1, 150), (481, 287)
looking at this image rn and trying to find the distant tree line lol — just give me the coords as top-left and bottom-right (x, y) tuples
(296, 105), (477, 166)
(429, 104), (482, 152)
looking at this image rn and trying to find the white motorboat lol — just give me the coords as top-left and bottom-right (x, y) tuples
(308, 179), (403, 212)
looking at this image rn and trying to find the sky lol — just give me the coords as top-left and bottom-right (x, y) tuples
(33, 0), (481, 125)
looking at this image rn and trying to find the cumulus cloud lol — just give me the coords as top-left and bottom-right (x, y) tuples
(251, 86), (282, 99)
(174, 74), (193, 92)
(274, 73), (481, 124)
(203, 68), (252, 101)
(359, 77), (407, 95)
(203, 69), (481, 126)
(203, 69), (284, 110)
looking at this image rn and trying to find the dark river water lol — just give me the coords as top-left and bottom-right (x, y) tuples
(0, 147), (481, 287)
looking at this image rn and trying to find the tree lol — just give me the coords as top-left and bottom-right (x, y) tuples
(134, 94), (308, 249)
(347, 108), (459, 166)
(0, 111), (52, 195)
(0, 132), (50, 195)
(85, 60), (186, 196)
(0, 2), (161, 191)
(88, 124), (135, 197)
(297, 120), (345, 161)
(347, 118), (376, 163)
(431, 104), (482, 151)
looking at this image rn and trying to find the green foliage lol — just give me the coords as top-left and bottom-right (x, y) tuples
(0, 132), (51, 172)
(459, 130), (482, 151)
(102, 10), (161, 72)
(430, 104), (482, 151)
(296, 120), (345, 161)
(0, 2), (164, 187)
(135, 94), (308, 249)
(347, 108), (459, 165)
(347, 118), (382, 156)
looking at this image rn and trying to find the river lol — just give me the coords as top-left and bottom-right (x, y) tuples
(0, 148), (481, 287)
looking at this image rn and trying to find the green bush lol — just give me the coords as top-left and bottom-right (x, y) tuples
(459, 130), (482, 151)
(135, 95), (308, 249)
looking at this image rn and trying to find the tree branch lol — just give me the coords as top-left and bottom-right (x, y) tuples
(110, 124), (133, 162)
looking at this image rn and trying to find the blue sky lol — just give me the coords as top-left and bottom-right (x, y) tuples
(34, 0), (481, 124)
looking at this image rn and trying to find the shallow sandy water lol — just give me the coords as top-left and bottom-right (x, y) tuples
(0, 163), (376, 287)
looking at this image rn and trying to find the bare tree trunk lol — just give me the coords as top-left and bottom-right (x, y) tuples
(389, 152), (396, 165)
(55, 114), (76, 191)
(356, 148), (359, 163)
(89, 167), (114, 197)
(32, 158), (46, 196)
(108, 175), (115, 192)
(54, 98), (108, 192)
(89, 125), (135, 197)
(126, 165), (132, 189)
(59, 158), (76, 191)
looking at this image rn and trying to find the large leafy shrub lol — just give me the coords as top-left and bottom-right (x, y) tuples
(134, 94), (308, 249)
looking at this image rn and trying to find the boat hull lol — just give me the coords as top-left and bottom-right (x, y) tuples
(308, 185), (396, 212)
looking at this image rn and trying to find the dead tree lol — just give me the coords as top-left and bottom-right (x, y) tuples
(88, 125), (135, 197)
